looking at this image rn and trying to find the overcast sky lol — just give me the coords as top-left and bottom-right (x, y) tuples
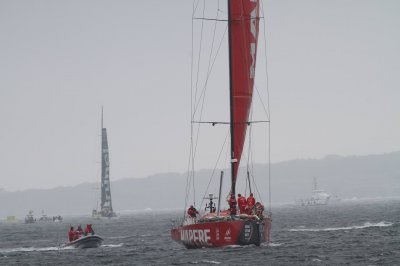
(1, 0), (399, 191)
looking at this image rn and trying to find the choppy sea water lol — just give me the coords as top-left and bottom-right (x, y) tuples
(0, 199), (399, 265)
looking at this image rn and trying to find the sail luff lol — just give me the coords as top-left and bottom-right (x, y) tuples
(228, 0), (235, 197)
(228, 0), (260, 193)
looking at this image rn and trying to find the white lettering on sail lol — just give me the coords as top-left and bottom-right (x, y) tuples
(249, 1), (258, 79)
(180, 229), (211, 246)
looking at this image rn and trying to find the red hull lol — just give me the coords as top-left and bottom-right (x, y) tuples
(171, 216), (271, 249)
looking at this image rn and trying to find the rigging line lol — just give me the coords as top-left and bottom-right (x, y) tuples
(190, 2), (221, 205)
(250, 164), (262, 205)
(193, 17), (264, 21)
(259, 1), (271, 123)
(245, 98), (254, 180)
(193, 17), (228, 21)
(192, 1), (226, 116)
(241, 149), (262, 203)
(193, 0), (201, 14)
(193, 0), (221, 159)
(184, 140), (194, 211)
(207, 0), (220, 76)
(184, 0), (199, 217)
(240, 138), (262, 204)
(268, 123), (271, 213)
(193, 0), (206, 127)
(245, 170), (248, 196)
(260, 0), (272, 213)
(247, 98), (255, 194)
(192, 120), (269, 125)
(192, 24), (228, 116)
(248, 110), (255, 178)
(199, 129), (230, 211)
(185, 0), (195, 215)
(191, 18), (225, 176)
(192, 0), (208, 207)
(186, 0), (197, 213)
(246, 122), (262, 203)
(185, 1), (219, 209)
(254, 84), (270, 119)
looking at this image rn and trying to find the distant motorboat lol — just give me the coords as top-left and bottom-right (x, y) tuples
(6, 216), (17, 223)
(330, 195), (341, 203)
(39, 211), (53, 222)
(24, 210), (36, 224)
(299, 178), (331, 206)
(52, 215), (63, 222)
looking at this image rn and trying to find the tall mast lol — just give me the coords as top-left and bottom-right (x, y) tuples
(227, 0), (236, 197)
(101, 106), (104, 132)
(100, 106), (104, 210)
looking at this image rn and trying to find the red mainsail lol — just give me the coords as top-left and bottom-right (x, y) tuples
(229, 0), (260, 190)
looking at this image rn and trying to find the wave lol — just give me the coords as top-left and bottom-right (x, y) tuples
(101, 243), (123, 248)
(265, 242), (283, 247)
(200, 260), (221, 264)
(290, 221), (393, 232)
(0, 246), (61, 253)
(0, 242), (124, 254)
(107, 235), (131, 239)
(190, 260), (221, 265)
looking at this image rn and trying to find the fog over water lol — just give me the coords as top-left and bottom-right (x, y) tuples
(1, 0), (399, 191)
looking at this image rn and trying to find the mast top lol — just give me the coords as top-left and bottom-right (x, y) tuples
(101, 106), (104, 130)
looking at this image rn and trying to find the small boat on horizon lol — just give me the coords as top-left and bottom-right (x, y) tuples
(24, 210), (36, 224)
(52, 215), (63, 222)
(299, 178), (331, 206)
(6, 215), (17, 223)
(38, 211), (53, 222)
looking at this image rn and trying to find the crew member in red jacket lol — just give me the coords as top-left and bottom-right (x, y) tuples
(84, 224), (95, 236)
(247, 193), (256, 214)
(228, 194), (237, 215)
(187, 205), (199, 218)
(237, 193), (247, 214)
(68, 226), (74, 242)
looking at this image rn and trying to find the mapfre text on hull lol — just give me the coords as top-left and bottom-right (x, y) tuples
(171, 214), (271, 248)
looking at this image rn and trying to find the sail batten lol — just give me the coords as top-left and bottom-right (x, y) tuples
(229, 0), (260, 194)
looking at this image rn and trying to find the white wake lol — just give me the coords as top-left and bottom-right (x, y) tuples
(101, 243), (124, 248)
(290, 221), (393, 232)
(0, 246), (62, 253)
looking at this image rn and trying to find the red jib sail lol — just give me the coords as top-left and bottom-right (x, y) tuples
(229, 0), (260, 188)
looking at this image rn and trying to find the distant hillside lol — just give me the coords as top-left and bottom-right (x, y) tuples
(1, 152), (399, 218)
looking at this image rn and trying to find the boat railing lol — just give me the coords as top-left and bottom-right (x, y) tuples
(197, 214), (262, 224)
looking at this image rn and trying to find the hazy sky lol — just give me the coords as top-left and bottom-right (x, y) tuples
(1, 0), (399, 191)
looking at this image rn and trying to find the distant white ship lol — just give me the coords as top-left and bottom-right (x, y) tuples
(299, 178), (331, 206)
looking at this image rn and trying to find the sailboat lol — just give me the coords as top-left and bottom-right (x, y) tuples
(171, 0), (271, 248)
(92, 108), (117, 218)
